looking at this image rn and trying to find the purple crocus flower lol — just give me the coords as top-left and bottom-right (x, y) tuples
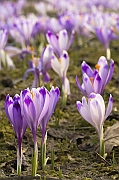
(39, 86), (60, 142)
(20, 86), (60, 172)
(24, 44), (53, 87)
(39, 86), (60, 170)
(58, 12), (76, 33)
(20, 87), (50, 147)
(76, 93), (113, 157)
(24, 56), (41, 88)
(20, 87), (50, 175)
(95, 26), (118, 59)
(76, 56), (114, 97)
(46, 29), (74, 57)
(5, 94), (28, 175)
(10, 16), (37, 49)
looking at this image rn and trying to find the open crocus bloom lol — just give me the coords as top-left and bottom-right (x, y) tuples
(76, 56), (114, 97)
(76, 93), (113, 138)
(46, 29), (74, 57)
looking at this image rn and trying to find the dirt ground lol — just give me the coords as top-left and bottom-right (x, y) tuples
(0, 35), (119, 180)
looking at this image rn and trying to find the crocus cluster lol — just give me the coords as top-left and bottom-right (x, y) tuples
(46, 29), (74, 104)
(5, 86), (60, 175)
(76, 56), (114, 158)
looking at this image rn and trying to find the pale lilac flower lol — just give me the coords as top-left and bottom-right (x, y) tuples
(76, 56), (114, 97)
(46, 29), (74, 57)
(0, 29), (15, 70)
(48, 17), (62, 34)
(0, 29), (8, 50)
(76, 93), (113, 137)
(40, 44), (53, 83)
(76, 93), (113, 157)
(5, 94), (28, 175)
(10, 15), (37, 49)
(51, 50), (70, 96)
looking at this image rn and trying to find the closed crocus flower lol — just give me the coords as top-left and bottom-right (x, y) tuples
(20, 87), (50, 147)
(39, 86), (60, 170)
(20, 86), (60, 172)
(95, 26), (118, 60)
(39, 86), (60, 143)
(5, 94), (28, 175)
(76, 56), (114, 97)
(46, 29), (74, 57)
(76, 93), (113, 157)
(51, 50), (70, 98)
(40, 44), (53, 83)
(20, 87), (50, 175)
(0, 29), (15, 70)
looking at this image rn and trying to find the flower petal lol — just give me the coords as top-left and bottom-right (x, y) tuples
(104, 94), (113, 121)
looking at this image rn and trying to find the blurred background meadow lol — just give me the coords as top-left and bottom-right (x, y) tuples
(0, 0), (119, 179)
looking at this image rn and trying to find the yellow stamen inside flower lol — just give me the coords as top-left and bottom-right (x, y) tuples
(30, 46), (34, 60)
(65, 16), (70, 20)
(111, 26), (119, 35)
(58, 58), (61, 64)
(95, 64), (100, 71)
(30, 91), (35, 100)
(41, 17), (45, 23)
(30, 46), (34, 52)
(90, 77), (94, 85)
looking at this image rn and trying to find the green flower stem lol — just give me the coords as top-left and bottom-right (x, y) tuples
(32, 142), (38, 176)
(17, 141), (22, 176)
(62, 92), (67, 106)
(17, 165), (21, 176)
(106, 47), (111, 60)
(100, 126), (105, 158)
(41, 132), (49, 170)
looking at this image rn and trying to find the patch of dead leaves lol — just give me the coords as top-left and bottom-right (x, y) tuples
(104, 121), (119, 153)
